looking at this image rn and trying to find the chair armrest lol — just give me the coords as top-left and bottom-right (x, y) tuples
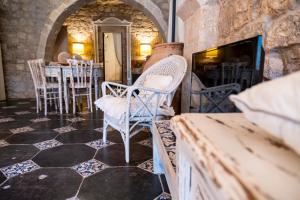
(128, 86), (170, 95)
(192, 83), (241, 94)
(101, 81), (130, 98)
(125, 86), (170, 120)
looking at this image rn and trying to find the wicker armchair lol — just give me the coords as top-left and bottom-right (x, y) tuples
(190, 72), (241, 113)
(95, 55), (187, 163)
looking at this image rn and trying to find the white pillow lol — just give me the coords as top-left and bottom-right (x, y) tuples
(230, 71), (300, 155)
(143, 75), (173, 91)
(141, 75), (173, 106)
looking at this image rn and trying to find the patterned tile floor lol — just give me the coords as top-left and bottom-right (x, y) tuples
(0, 99), (171, 200)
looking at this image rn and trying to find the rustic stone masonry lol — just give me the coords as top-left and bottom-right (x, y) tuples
(64, 0), (164, 60)
(0, 0), (169, 98)
(178, 0), (300, 112)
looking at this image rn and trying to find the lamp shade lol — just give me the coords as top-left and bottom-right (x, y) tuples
(140, 43), (152, 57)
(72, 43), (84, 55)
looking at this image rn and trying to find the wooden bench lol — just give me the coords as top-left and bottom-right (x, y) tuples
(153, 113), (300, 200)
(171, 113), (300, 200)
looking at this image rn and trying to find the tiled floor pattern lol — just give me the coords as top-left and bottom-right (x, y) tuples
(0, 99), (171, 200)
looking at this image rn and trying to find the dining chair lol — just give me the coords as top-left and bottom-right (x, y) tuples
(27, 59), (63, 115)
(67, 59), (94, 114)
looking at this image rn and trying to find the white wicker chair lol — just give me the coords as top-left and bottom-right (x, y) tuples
(95, 55), (187, 163)
(28, 59), (63, 115)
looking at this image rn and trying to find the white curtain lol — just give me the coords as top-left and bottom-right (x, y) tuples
(104, 33), (122, 83)
(113, 33), (122, 66)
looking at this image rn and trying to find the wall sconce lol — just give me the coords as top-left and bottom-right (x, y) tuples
(140, 43), (152, 57)
(72, 42), (85, 55)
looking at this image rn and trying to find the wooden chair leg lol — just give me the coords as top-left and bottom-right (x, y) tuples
(35, 90), (39, 114)
(103, 118), (108, 143)
(44, 90), (47, 116)
(89, 90), (93, 112)
(38, 91), (42, 112)
(87, 94), (90, 109)
(125, 129), (130, 163)
(59, 86), (63, 114)
(72, 89), (76, 114)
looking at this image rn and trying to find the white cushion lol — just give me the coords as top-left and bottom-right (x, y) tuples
(141, 75), (173, 106)
(143, 75), (173, 90)
(95, 95), (175, 123)
(230, 71), (300, 155)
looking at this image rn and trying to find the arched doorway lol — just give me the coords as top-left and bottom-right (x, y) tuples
(36, 0), (168, 60)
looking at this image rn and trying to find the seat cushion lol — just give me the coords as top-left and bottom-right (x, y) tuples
(141, 75), (173, 106)
(95, 95), (175, 123)
(143, 75), (173, 90)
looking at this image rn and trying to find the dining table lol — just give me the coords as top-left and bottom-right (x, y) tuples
(45, 63), (104, 113)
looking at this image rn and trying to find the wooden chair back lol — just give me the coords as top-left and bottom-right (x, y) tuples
(67, 59), (94, 88)
(27, 59), (46, 88)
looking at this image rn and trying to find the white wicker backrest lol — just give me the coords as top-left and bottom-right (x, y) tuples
(27, 59), (46, 88)
(134, 55), (187, 94)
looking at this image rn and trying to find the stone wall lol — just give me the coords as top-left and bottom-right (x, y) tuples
(64, 0), (163, 61)
(0, 0), (169, 98)
(0, 0), (62, 98)
(178, 0), (300, 112)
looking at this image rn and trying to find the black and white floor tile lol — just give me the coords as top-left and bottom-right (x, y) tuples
(30, 117), (51, 123)
(9, 126), (34, 134)
(0, 99), (172, 199)
(85, 139), (114, 150)
(72, 159), (108, 177)
(0, 118), (15, 123)
(53, 125), (77, 134)
(67, 117), (86, 123)
(0, 160), (40, 178)
(138, 159), (154, 173)
(34, 139), (63, 150)
(138, 138), (153, 148)
(15, 111), (31, 115)
(155, 192), (172, 200)
(155, 121), (177, 171)
(0, 140), (9, 147)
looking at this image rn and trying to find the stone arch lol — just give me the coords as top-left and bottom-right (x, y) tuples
(37, 0), (168, 60)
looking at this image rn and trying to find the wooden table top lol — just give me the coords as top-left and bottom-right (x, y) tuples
(47, 62), (103, 68)
(171, 113), (300, 200)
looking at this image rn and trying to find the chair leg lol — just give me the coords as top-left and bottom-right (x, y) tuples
(59, 86), (63, 114)
(72, 89), (76, 114)
(38, 91), (42, 112)
(35, 90), (39, 114)
(89, 90), (93, 112)
(125, 131), (130, 163)
(103, 119), (108, 143)
(87, 94), (90, 109)
(44, 89), (47, 116)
